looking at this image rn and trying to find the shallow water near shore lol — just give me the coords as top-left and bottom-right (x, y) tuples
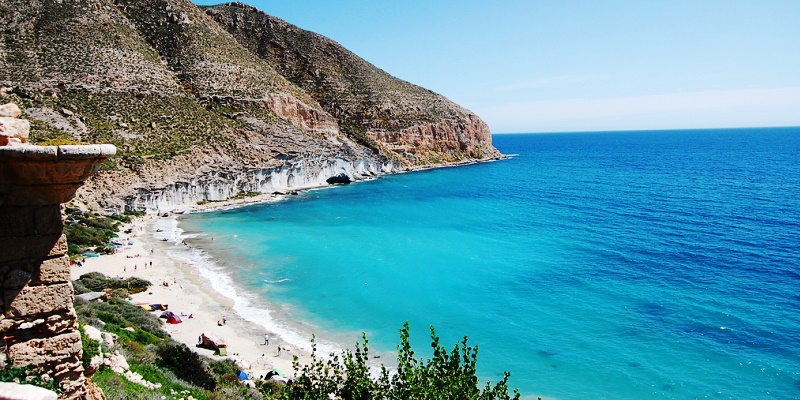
(177, 127), (800, 399)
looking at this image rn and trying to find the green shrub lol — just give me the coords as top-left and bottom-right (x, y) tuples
(280, 322), (520, 400)
(156, 341), (217, 391)
(128, 363), (207, 399)
(208, 358), (241, 388)
(0, 359), (63, 394)
(79, 325), (101, 371)
(91, 366), (204, 400)
(64, 209), (124, 256)
(73, 277), (167, 342)
(74, 272), (151, 295)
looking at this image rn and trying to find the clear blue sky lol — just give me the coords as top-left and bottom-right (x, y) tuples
(194, 0), (800, 133)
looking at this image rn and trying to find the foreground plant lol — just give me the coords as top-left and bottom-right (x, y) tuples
(278, 322), (520, 400)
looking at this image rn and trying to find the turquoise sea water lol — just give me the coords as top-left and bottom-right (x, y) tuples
(173, 127), (800, 399)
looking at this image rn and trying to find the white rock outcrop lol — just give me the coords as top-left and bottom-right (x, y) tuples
(0, 103), (30, 146)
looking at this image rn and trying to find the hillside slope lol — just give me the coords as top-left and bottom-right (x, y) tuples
(0, 0), (500, 213)
(206, 2), (500, 164)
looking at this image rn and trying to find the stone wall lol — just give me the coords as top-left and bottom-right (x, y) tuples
(0, 104), (114, 399)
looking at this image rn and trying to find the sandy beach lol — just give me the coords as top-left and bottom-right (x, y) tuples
(70, 208), (313, 382)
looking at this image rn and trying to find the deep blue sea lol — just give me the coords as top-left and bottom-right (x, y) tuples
(174, 127), (800, 399)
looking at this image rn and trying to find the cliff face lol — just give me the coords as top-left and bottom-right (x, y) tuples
(205, 3), (500, 165)
(0, 0), (501, 213)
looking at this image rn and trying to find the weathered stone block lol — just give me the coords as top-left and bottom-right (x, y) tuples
(0, 259), (32, 278)
(8, 330), (82, 369)
(0, 320), (13, 333)
(60, 376), (88, 400)
(50, 234), (68, 257)
(33, 205), (64, 235)
(45, 309), (78, 335)
(4, 269), (31, 289)
(0, 206), (35, 237)
(0, 234), (64, 263)
(34, 255), (71, 284)
(58, 145), (113, 159)
(53, 359), (83, 380)
(0, 182), (86, 206)
(4, 283), (73, 318)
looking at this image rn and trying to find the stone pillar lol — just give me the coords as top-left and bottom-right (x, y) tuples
(0, 104), (115, 399)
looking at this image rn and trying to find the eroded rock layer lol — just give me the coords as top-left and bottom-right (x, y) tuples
(206, 2), (500, 165)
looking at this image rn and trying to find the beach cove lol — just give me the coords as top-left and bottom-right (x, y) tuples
(70, 207), (314, 383)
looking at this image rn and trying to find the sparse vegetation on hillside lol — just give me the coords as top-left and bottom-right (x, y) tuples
(205, 2), (498, 165)
(63, 208), (143, 256)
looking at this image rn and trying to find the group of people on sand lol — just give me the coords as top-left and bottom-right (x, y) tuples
(123, 260), (154, 273)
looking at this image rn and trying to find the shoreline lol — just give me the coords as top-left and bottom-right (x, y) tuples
(70, 156), (509, 385)
(134, 155), (507, 215)
(70, 212), (313, 382)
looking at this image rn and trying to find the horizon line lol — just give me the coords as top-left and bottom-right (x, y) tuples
(493, 125), (800, 136)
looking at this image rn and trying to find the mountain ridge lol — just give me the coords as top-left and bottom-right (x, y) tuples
(0, 0), (502, 213)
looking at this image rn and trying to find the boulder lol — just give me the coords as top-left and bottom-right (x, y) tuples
(199, 332), (226, 349)
(82, 325), (103, 343)
(100, 331), (117, 348)
(104, 351), (129, 374)
(326, 174), (352, 184)
(0, 103), (22, 118)
(0, 117), (30, 145)
(0, 382), (57, 400)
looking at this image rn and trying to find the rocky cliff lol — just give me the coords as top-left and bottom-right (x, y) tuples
(205, 2), (499, 164)
(0, 0), (501, 213)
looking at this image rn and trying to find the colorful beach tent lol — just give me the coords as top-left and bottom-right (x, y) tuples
(267, 368), (288, 382)
(236, 370), (249, 381)
(138, 304), (168, 312)
(166, 315), (182, 324)
(160, 311), (175, 319)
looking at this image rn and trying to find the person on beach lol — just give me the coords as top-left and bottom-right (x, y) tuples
(263, 334), (269, 345)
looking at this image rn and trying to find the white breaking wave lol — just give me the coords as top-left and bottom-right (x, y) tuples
(152, 216), (343, 357)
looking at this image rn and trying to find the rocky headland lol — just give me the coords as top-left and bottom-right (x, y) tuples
(0, 0), (502, 214)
